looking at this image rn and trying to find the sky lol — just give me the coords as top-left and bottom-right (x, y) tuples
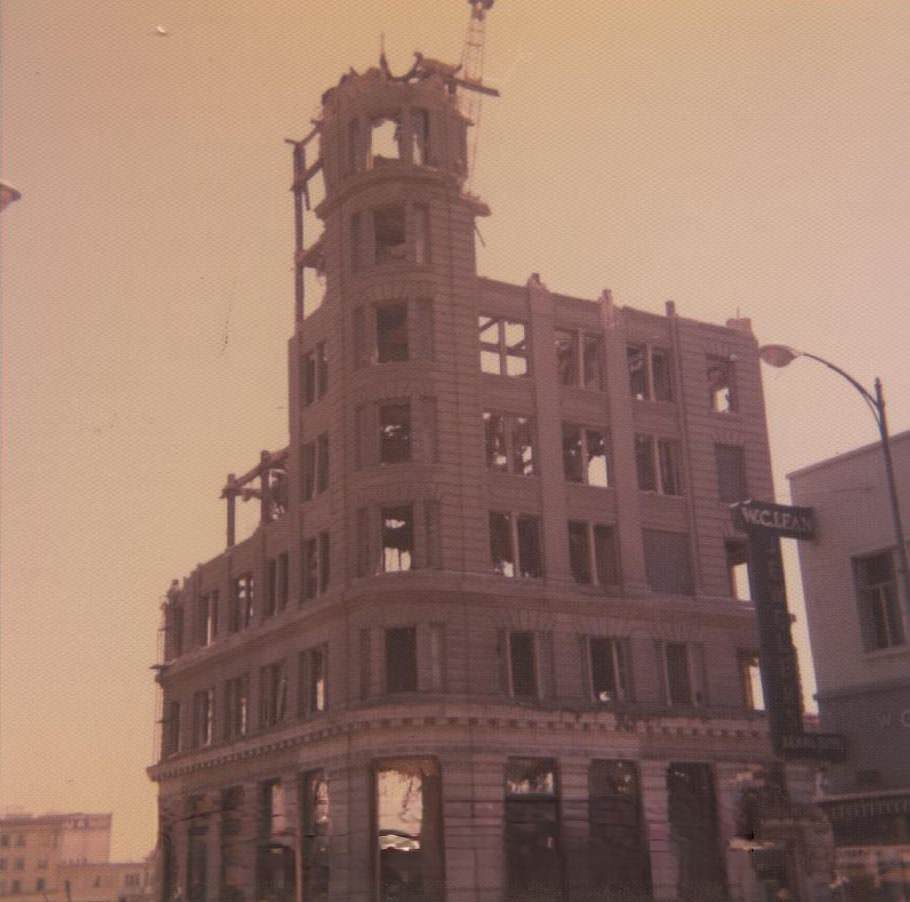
(2, 0), (909, 861)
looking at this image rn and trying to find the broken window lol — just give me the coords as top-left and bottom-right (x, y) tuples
(369, 114), (402, 167)
(163, 700), (181, 757)
(556, 329), (604, 389)
(301, 442), (315, 502)
(376, 303), (409, 362)
(854, 551), (905, 650)
(379, 402), (411, 464)
(316, 433), (329, 493)
(554, 329), (578, 385)
(663, 642), (706, 707)
(192, 688), (214, 748)
(478, 315), (529, 377)
(301, 771), (330, 902)
(229, 574), (254, 632)
(374, 205), (407, 263)
(375, 759), (444, 902)
(628, 344), (673, 401)
(196, 591), (217, 646)
(386, 627), (418, 693)
(715, 443), (748, 502)
(412, 108), (430, 165)
(381, 505), (414, 572)
(489, 512), (543, 578)
(299, 645), (328, 717)
(504, 759), (562, 902)
(635, 435), (682, 495)
(643, 529), (694, 595)
(223, 674), (249, 740)
(563, 424), (610, 487)
(582, 333), (605, 390)
(569, 522), (619, 587)
(707, 355), (736, 412)
(589, 637), (630, 703)
(484, 412), (535, 475)
(258, 660), (287, 728)
(414, 204), (431, 264)
(509, 631), (538, 699)
(725, 540), (751, 600)
(667, 763), (726, 899)
(738, 650), (765, 711)
(589, 760), (651, 895)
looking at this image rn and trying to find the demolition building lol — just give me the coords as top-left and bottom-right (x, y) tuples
(148, 29), (831, 902)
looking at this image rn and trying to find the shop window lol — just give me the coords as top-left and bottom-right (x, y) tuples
(627, 344), (673, 401)
(635, 435), (683, 495)
(663, 642), (706, 707)
(376, 303), (409, 362)
(258, 660), (288, 728)
(489, 512), (543, 578)
(589, 637), (630, 703)
(381, 505), (414, 573)
(375, 759), (444, 902)
(379, 402), (411, 464)
(484, 412), (535, 476)
(707, 355), (737, 412)
(192, 688), (215, 748)
(715, 443), (748, 503)
(370, 114), (401, 166)
(725, 540), (751, 600)
(589, 760), (651, 895)
(738, 650), (765, 711)
(229, 574), (254, 633)
(504, 758), (562, 902)
(853, 551), (905, 650)
(386, 627), (418, 693)
(223, 675), (249, 740)
(374, 205), (407, 263)
(508, 631), (538, 699)
(301, 772), (330, 902)
(562, 424), (610, 487)
(478, 315), (529, 377)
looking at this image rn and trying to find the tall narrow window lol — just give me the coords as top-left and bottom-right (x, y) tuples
(302, 350), (316, 407)
(738, 650), (765, 711)
(346, 118), (360, 174)
(725, 540), (751, 600)
(192, 688), (215, 748)
(479, 315), (529, 377)
(299, 645), (329, 717)
(628, 344), (673, 401)
(374, 205), (406, 263)
(370, 114), (401, 166)
(425, 500), (442, 570)
(224, 675), (249, 740)
(582, 333), (605, 390)
(265, 558), (278, 618)
(504, 759), (561, 902)
(356, 507), (370, 578)
(381, 505), (414, 572)
(663, 642), (705, 707)
(636, 435), (682, 495)
(196, 591), (217, 646)
(563, 424), (610, 487)
(489, 512), (543, 578)
(220, 788), (245, 901)
(164, 700), (181, 756)
(316, 433), (329, 493)
(379, 402), (411, 464)
(301, 442), (315, 501)
(257, 781), (292, 902)
(318, 531), (330, 593)
(414, 204), (430, 264)
(489, 512), (515, 577)
(412, 108), (430, 165)
(230, 574), (254, 632)
(386, 627), (418, 693)
(316, 341), (328, 398)
(302, 538), (318, 600)
(707, 355), (736, 412)
(568, 522), (619, 589)
(484, 412), (535, 476)
(277, 552), (289, 609)
(376, 303), (409, 362)
(258, 660), (288, 728)
(853, 551), (905, 650)
(375, 760), (444, 902)
(351, 212), (363, 271)
(568, 521), (592, 584)
(554, 329), (578, 386)
(509, 631), (538, 699)
(715, 443), (748, 502)
(517, 515), (543, 578)
(301, 772), (330, 902)
(589, 637), (629, 703)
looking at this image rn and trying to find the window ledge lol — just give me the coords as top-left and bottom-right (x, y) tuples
(862, 644), (909, 662)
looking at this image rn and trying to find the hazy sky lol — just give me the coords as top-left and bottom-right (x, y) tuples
(2, 0), (908, 860)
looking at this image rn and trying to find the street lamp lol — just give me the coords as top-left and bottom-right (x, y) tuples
(759, 343), (910, 628)
(0, 180), (21, 211)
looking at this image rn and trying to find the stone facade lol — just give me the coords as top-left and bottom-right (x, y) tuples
(149, 56), (816, 902)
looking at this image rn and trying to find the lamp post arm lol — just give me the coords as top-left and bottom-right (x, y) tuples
(798, 351), (881, 424)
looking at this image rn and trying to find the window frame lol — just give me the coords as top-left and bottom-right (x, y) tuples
(853, 550), (906, 651)
(555, 327), (605, 390)
(588, 636), (630, 704)
(489, 511), (544, 579)
(484, 411), (536, 476)
(478, 314), (530, 378)
(635, 434), (683, 496)
(562, 423), (611, 487)
(707, 354), (737, 413)
(568, 521), (620, 588)
(627, 343), (673, 402)
(662, 641), (706, 708)
(385, 626), (418, 693)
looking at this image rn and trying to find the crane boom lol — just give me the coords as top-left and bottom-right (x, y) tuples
(458, 0), (494, 186)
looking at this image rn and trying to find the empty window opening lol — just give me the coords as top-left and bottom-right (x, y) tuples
(375, 760), (444, 902)
(163, 700), (181, 756)
(192, 688), (214, 748)
(563, 424), (610, 487)
(196, 591), (217, 646)
(379, 402), (411, 464)
(582, 333), (605, 390)
(628, 344), (672, 401)
(302, 351), (316, 407)
(382, 505), (414, 572)
(386, 627), (418, 693)
(301, 772), (330, 902)
(316, 342), (328, 398)
(223, 674), (249, 740)
(707, 355), (736, 412)
(509, 631), (538, 699)
(303, 538), (318, 600)
(589, 761), (651, 896)
(369, 114), (402, 167)
(299, 645), (328, 717)
(663, 642), (705, 707)
(412, 108), (430, 165)
(484, 412), (535, 475)
(715, 444), (748, 503)
(725, 540), (751, 600)
(414, 204), (431, 264)
(854, 551), (905, 650)
(230, 574), (254, 633)
(316, 433), (329, 493)
(374, 205), (406, 263)
(739, 650), (765, 711)
(479, 315), (529, 377)
(376, 303), (409, 362)
(187, 828), (208, 902)
(258, 660), (288, 728)
(589, 637), (629, 703)
(554, 329), (578, 386)
(504, 758), (562, 902)
(489, 512), (543, 579)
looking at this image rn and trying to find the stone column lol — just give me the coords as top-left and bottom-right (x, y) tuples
(440, 753), (479, 902)
(640, 760), (678, 902)
(558, 757), (591, 902)
(715, 761), (749, 902)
